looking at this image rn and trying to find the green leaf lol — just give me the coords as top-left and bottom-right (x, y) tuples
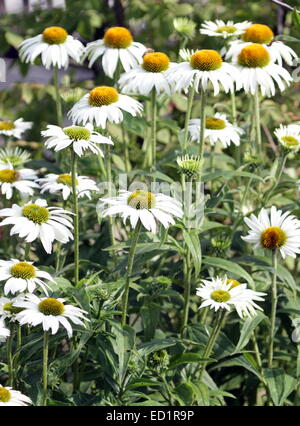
(141, 302), (161, 341)
(5, 31), (23, 48)
(203, 256), (255, 287)
(234, 313), (267, 353)
(175, 382), (194, 405)
(169, 353), (208, 369)
(292, 8), (300, 35)
(264, 368), (296, 406)
(183, 230), (202, 275)
(138, 338), (177, 357)
(110, 324), (135, 386)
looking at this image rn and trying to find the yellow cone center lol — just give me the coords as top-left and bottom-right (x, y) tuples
(0, 169), (18, 183)
(63, 126), (91, 141)
(104, 26), (133, 49)
(205, 117), (226, 130)
(42, 26), (68, 44)
(211, 289), (231, 303)
(128, 190), (156, 210)
(190, 50), (222, 71)
(216, 25), (237, 34)
(260, 226), (287, 249)
(0, 121), (15, 131)
(22, 204), (49, 224)
(242, 24), (274, 44)
(10, 262), (36, 279)
(281, 136), (300, 148)
(88, 86), (119, 107)
(57, 173), (78, 186)
(227, 279), (241, 289)
(142, 52), (170, 73)
(3, 302), (24, 315)
(0, 387), (10, 403)
(38, 298), (65, 316)
(238, 44), (271, 68)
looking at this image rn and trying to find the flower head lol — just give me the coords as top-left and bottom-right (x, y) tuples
(100, 189), (183, 233)
(68, 87), (143, 128)
(173, 17), (196, 39)
(15, 294), (88, 338)
(242, 206), (300, 258)
(19, 26), (84, 69)
(0, 319), (10, 343)
(200, 20), (252, 39)
(0, 147), (31, 167)
(0, 118), (32, 139)
(177, 154), (203, 178)
(0, 164), (38, 200)
(83, 26), (146, 78)
(0, 198), (73, 253)
(38, 173), (98, 200)
(274, 124), (300, 153)
(0, 386), (32, 406)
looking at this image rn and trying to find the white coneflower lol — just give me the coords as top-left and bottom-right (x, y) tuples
(0, 198), (73, 254)
(0, 259), (53, 295)
(83, 26), (146, 78)
(15, 294), (88, 338)
(100, 189), (183, 233)
(0, 164), (39, 200)
(0, 319), (10, 343)
(0, 147), (31, 167)
(68, 86), (143, 128)
(200, 20), (252, 39)
(42, 123), (113, 157)
(118, 52), (174, 95)
(0, 386), (32, 406)
(188, 112), (244, 147)
(38, 173), (98, 200)
(177, 154), (203, 178)
(226, 24), (298, 66)
(232, 43), (292, 96)
(242, 206), (300, 258)
(19, 26), (84, 69)
(274, 124), (300, 153)
(0, 118), (32, 139)
(0, 294), (26, 321)
(196, 276), (265, 318)
(165, 49), (240, 95)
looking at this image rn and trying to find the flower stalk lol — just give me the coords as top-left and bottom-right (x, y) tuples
(71, 150), (79, 286)
(268, 250), (278, 368)
(42, 331), (49, 406)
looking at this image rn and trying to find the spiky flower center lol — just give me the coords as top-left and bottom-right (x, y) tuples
(142, 52), (170, 73)
(128, 190), (156, 210)
(238, 44), (270, 68)
(281, 136), (300, 148)
(22, 204), (49, 224)
(206, 117), (226, 130)
(177, 155), (202, 178)
(63, 126), (91, 141)
(227, 279), (241, 289)
(211, 289), (231, 303)
(0, 121), (15, 131)
(0, 387), (10, 403)
(260, 226), (287, 249)
(42, 26), (68, 44)
(88, 86), (119, 107)
(216, 25), (237, 34)
(190, 50), (222, 71)
(3, 302), (24, 315)
(0, 169), (18, 183)
(104, 26), (133, 49)
(242, 24), (274, 44)
(38, 298), (65, 316)
(57, 173), (78, 186)
(11, 262), (36, 279)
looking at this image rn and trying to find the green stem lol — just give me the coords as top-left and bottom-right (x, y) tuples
(182, 85), (195, 153)
(253, 89), (262, 154)
(121, 220), (142, 326)
(71, 151), (79, 287)
(105, 144), (117, 265)
(268, 251), (278, 368)
(231, 90), (241, 168)
(150, 88), (157, 176)
(181, 250), (192, 337)
(264, 154), (287, 205)
(198, 310), (226, 380)
(42, 331), (49, 406)
(24, 243), (30, 260)
(53, 66), (63, 127)
(6, 323), (14, 387)
(198, 87), (206, 167)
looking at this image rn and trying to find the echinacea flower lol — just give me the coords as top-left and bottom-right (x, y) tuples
(188, 112), (244, 147)
(242, 206), (300, 258)
(226, 24), (298, 66)
(118, 51), (174, 95)
(0, 147), (31, 167)
(173, 17), (196, 40)
(83, 26), (146, 78)
(0, 295), (26, 322)
(42, 123), (113, 157)
(0, 198), (73, 254)
(100, 189), (183, 233)
(0, 259), (54, 295)
(232, 43), (293, 96)
(0, 319), (10, 343)
(68, 86), (143, 128)
(38, 173), (98, 200)
(0, 386), (32, 406)
(0, 164), (39, 200)
(274, 124), (300, 153)
(19, 26), (84, 69)
(0, 118), (32, 139)
(177, 154), (203, 178)
(196, 276), (265, 318)
(15, 294), (88, 338)
(166, 49), (240, 95)
(200, 20), (252, 39)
